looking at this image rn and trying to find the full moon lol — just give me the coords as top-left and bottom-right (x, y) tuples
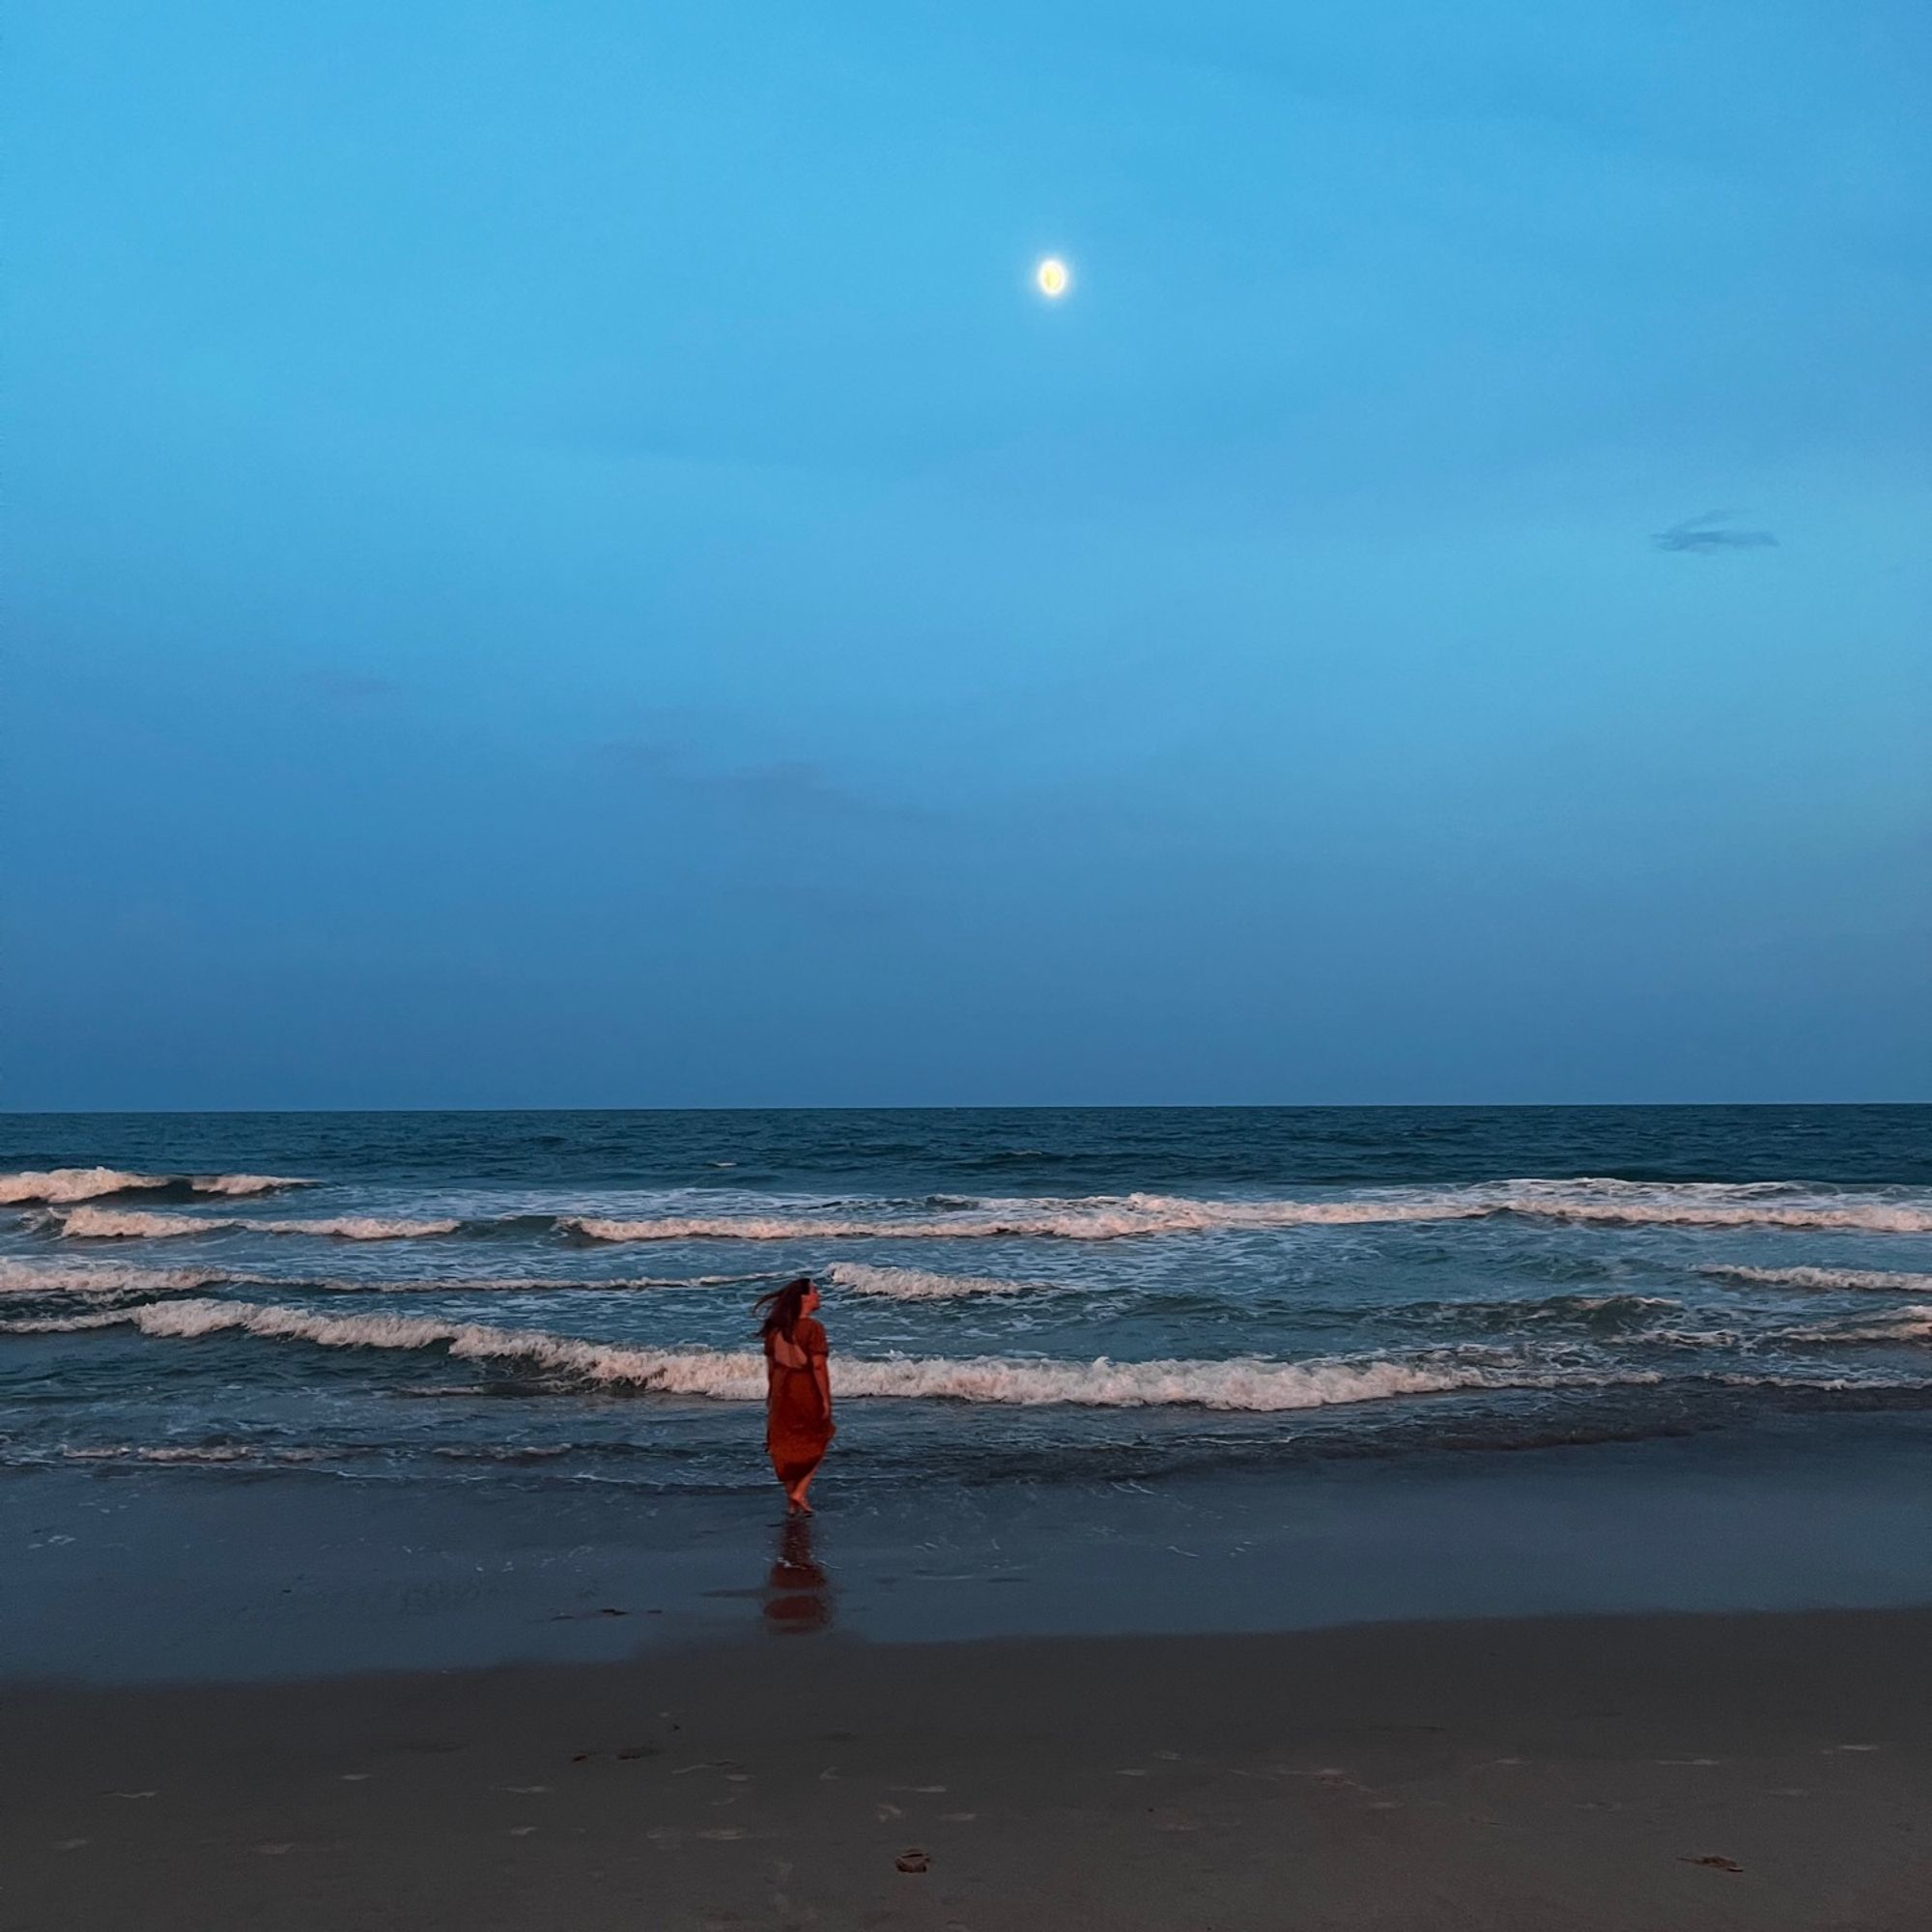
(1035, 256), (1070, 298)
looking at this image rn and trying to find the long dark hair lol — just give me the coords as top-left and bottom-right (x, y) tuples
(754, 1276), (816, 1343)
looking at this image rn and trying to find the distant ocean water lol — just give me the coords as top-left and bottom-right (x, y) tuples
(3, 1107), (1929, 1492)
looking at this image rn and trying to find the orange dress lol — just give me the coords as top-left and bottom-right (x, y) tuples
(764, 1316), (834, 1486)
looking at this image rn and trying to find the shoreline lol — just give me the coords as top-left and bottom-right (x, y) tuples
(12, 1409), (1932, 1683)
(9, 1606), (1931, 1928)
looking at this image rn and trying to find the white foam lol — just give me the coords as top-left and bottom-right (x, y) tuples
(1, 1262), (764, 1300)
(562, 1192), (1477, 1242)
(0, 1168), (306, 1204)
(1782, 1306), (1932, 1346)
(3, 1308), (136, 1332)
(1699, 1264), (1932, 1295)
(39, 1179), (1931, 1245)
(0, 1260), (235, 1298)
(50, 1208), (220, 1239)
(827, 1262), (1031, 1300)
(564, 1179), (1932, 1242)
(1486, 1179), (1932, 1235)
(1, 1295), (1661, 1411)
(272, 1216), (463, 1240)
(53, 1207), (460, 1241)
(0, 1168), (166, 1205)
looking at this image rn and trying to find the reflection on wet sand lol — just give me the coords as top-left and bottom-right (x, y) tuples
(763, 1514), (833, 1634)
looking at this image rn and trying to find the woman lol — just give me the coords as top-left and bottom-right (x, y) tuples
(756, 1276), (835, 1515)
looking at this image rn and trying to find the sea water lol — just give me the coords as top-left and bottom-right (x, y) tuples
(5, 1107), (1929, 1494)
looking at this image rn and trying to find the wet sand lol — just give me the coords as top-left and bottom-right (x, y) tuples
(14, 1421), (1932, 1681)
(7, 1607), (1930, 1930)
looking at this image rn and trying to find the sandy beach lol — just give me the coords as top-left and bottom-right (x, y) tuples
(7, 1607), (1930, 1930)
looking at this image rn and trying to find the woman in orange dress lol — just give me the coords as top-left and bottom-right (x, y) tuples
(756, 1276), (835, 1514)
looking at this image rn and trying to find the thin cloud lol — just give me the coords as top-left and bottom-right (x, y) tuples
(1652, 514), (1779, 554)
(591, 739), (929, 825)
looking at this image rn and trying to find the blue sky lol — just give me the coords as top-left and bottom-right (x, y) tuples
(8, 1), (1928, 1107)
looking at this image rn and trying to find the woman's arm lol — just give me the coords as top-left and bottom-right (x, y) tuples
(806, 1321), (834, 1422)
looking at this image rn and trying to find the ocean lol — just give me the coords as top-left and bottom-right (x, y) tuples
(5, 1106), (1930, 1498)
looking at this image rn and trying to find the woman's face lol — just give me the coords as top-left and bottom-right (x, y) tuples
(803, 1285), (821, 1316)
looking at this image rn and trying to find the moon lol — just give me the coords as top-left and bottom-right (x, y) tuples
(1035, 256), (1070, 299)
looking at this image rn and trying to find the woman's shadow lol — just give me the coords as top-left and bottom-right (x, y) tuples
(762, 1512), (834, 1635)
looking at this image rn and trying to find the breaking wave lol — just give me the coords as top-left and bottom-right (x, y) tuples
(53, 1207), (461, 1241)
(0, 1168), (307, 1205)
(0, 1262), (774, 1301)
(0, 1259), (240, 1298)
(1699, 1264), (1932, 1295)
(0, 1296), (1662, 1411)
(1781, 1306), (1932, 1346)
(827, 1261), (1034, 1300)
(562, 1195), (1471, 1242)
(566, 1179), (1932, 1242)
(29, 1179), (1932, 1247)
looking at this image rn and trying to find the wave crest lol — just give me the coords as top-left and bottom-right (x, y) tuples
(1778, 1306), (1932, 1346)
(31, 1178), (1932, 1247)
(826, 1262), (1032, 1300)
(0, 1168), (307, 1206)
(0, 1296), (1662, 1411)
(0, 1259), (238, 1298)
(53, 1208), (460, 1241)
(565, 1179), (1932, 1242)
(1699, 1264), (1932, 1295)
